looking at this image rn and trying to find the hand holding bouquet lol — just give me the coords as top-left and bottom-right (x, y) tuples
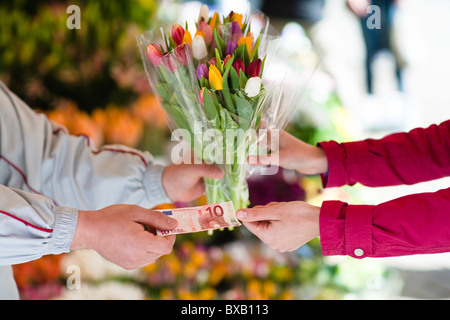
(138, 5), (310, 210)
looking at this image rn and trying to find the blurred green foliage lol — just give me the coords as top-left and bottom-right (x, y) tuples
(0, 0), (158, 111)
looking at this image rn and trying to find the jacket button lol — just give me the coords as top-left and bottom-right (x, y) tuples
(354, 248), (364, 257)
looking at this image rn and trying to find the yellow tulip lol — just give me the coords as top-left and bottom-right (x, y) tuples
(208, 65), (223, 90)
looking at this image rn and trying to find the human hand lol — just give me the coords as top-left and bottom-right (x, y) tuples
(346, 0), (371, 17)
(70, 204), (177, 269)
(162, 163), (224, 202)
(248, 130), (328, 175)
(237, 201), (320, 252)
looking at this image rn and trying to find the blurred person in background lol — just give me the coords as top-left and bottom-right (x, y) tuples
(346, 0), (403, 94)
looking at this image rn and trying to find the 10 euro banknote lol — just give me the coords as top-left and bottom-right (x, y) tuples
(156, 201), (241, 235)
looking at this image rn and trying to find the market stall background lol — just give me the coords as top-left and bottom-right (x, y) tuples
(1, 0), (449, 299)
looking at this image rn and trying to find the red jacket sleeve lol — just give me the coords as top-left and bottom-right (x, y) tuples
(320, 187), (450, 258)
(318, 120), (450, 188)
(318, 120), (450, 258)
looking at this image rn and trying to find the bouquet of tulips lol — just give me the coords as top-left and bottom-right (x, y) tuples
(138, 5), (309, 210)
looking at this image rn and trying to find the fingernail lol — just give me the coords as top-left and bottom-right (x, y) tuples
(237, 210), (247, 220)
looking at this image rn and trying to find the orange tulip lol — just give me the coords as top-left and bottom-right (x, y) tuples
(238, 35), (253, 55)
(232, 12), (243, 28)
(209, 12), (220, 29)
(183, 30), (192, 46)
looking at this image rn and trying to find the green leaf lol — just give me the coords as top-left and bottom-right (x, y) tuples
(260, 55), (267, 78)
(229, 66), (239, 91)
(213, 29), (226, 59)
(239, 69), (248, 88)
(234, 43), (246, 62)
(250, 33), (261, 60)
(234, 94), (254, 131)
(215, 48), (223, 73)
(156, 83), (170, 102)
(202, 88), (218, 120)
(221, 56), (235, 113)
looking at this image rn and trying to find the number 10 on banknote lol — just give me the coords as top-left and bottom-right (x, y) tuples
(156, 201), (241, 235)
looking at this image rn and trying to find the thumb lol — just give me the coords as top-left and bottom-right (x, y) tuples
(237, 206), (279, 222)
(135, 209), (178, 230)
(248, 153), (281, 167)
(188, 163), (224, 179)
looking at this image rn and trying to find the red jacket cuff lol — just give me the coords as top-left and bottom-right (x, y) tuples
(320, 200), (374, 259)
(317, 141), (348, 188)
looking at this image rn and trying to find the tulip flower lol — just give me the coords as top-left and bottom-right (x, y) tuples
(175, 43), (188, 66)
(183, 30), (192, 47)
(238, 35), (253, 55)
(209, 65), (223, 90)
(171, 24), (185, 46)
(223, 55), (232, 66)
(246, 59), (261, 77)
(230, 22), (242, 42)
(162, 53), (178, 72)
(192, 35), (208, 60)
(197, 63), (209, 81)
(232, 12), (243, 28)
(244, 77), (262, 97)
(232, 58), (245, 74)
(198, 4), (209, 22)
(208, 57), (216, 65)
(147, 43), (163, 66)
(209, 12), (220, 29)
(226, 40), (238, 56)
(198, 21), (213, 45)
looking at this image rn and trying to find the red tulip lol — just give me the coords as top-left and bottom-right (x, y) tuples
(246, 59), (262, 77)
(172, 24), (185, 46)
(147, 44), (163, 66)
(232, 58), (245, 74)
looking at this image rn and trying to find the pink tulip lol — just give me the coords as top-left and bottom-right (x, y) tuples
(198, 21), (213, 45)
(162, 53), (178, 72)
(147, 44), (163, 66)
(174, 43), (189, 66)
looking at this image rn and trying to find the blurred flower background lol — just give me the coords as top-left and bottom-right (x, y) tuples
(3, 0), (450, 300)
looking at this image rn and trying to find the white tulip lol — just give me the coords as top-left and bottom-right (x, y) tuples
(198, 4), (209, 22)
(192, 35), (208, 60)
(244, 77), (262, 97)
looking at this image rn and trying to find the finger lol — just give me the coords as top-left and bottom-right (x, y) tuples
(134, 209), (178, 230)
(144, 233), (176, 255)
(248, 154), (281, 167)
(237, 206), (280, 222)
(186, 163), (224, 179)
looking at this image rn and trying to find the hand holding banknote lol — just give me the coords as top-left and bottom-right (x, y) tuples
(236, 201), (320, 253)
(156, 201), (241, 235)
